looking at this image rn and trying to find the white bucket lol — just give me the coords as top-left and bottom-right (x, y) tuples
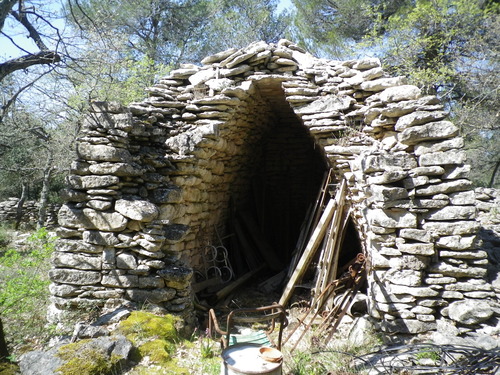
(221, 343), (283, 375)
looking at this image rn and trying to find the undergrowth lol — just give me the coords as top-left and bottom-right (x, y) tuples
(0, 227), (57, 356)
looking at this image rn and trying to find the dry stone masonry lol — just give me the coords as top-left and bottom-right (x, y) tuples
(52, 40), (499, 335)
(0, 198), (60, 228)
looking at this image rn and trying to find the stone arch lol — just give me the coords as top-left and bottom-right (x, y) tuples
(52, 40), (496, 334)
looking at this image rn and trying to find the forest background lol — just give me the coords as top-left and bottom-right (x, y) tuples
(0, 0), (499, 224)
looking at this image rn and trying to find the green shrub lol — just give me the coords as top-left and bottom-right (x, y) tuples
(0, 228), (56, 351)
(0, 226), (14, 250)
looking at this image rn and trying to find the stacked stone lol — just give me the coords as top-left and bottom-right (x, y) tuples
(311, 69), (493, 333)
(52, 102), (194, 321)
(51, 39), (498, 334)
(476, 188), (500, 291)
(0, 198), (22, 223)
(0, 198), (60, 228)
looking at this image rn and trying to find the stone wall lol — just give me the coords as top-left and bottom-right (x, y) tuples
(0, 198), (60, 228)
(51, 40), (499, 334)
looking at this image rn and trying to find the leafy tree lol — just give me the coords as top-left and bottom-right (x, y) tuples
(293, 0), (500, 187)
(291, 0), (408, 57)
(203, 0), (292, 53)
(65, 0), (212, 66)
(367, 0), (500, 187)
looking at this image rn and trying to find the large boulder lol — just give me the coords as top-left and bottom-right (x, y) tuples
(115, 199), (159, 222)
(448, 300), (493, 325)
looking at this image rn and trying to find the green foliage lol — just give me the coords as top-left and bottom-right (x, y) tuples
(286, 351), (327, 375)
(0, 228), (55, 314)
(0, 362), (19, 375)
(291, 0), (410, 57)
(66, 0), (212, 65)
(367, 0), (495, 93)
(0, 228), (56, 350)
(199, 335), (215, 359)
(204, 0), (292, 53)
(68, 54), (171, 107)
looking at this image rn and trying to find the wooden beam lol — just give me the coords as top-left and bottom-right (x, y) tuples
(313, 180), (347, 309)
(214, 264), (266, 302)
(279, 198), (337, 307)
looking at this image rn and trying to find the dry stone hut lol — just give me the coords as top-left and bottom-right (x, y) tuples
(51, 40), (499, 336)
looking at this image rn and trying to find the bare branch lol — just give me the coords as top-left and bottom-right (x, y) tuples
(0, 29), (32, 54)
(0, 66), (55, 123)
(0, 0), (17, 31)
(10, 9), (50, 50)
(0, 50), (60, 81)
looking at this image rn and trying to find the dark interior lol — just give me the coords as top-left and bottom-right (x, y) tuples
(226, 80), (329, 277)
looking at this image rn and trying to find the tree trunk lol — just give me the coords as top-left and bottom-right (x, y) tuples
(0, 316), (9, 361)
(14, 182), (27, 230)
(488, 159), (500, 188)
(37, 155), (54, 229)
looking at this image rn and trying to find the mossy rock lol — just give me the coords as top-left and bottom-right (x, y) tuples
(118, 311), (188, 372)
(137, 339), (175, 363)
(56, 336), (130, 375)
(118, 311), (179, 344)
(0, 362), (19, 375)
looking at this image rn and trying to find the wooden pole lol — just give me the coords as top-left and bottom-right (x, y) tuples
(279, 198), (336, 307)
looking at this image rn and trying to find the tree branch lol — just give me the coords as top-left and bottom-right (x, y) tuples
(0, 66), (54, 123)
(489, 159), (500, 188)
(10, 9), (49, 50)
(0, 50), (60, 81)
(0, 0), (17, 31)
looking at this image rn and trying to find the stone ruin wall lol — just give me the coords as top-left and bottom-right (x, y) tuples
(51, 40), (500, 334)
(0, 198), (60, 228)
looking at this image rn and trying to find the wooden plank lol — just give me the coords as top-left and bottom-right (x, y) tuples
(214, 264), (266, 302)
(312, 180), (347, 308)
(279, 198), (337, 307)
(233, 216), (262, 270)
(312, 180), (348, 306)
(287, 170), (333, 279)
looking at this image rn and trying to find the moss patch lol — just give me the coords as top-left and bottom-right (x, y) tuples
(127, 363), (190, 375)
(56, 339), (122, 375)
(0, 362), (19, 375)
(118, 311), (179, 344)
(138, 338), (174, 362)
(118, 311), (188, 373)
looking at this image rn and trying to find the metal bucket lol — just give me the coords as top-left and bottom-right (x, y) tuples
(221, 343), (282, 375)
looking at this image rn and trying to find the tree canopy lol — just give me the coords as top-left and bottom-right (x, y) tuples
(292, 0), (499, 186)
(0, 0), (498, 209)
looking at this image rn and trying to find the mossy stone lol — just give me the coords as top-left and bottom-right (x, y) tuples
(0, 362), (19, 375)
(56, 339), (121, 375)
(118, 311), (179, 344)
(117, 311), (189, 373)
